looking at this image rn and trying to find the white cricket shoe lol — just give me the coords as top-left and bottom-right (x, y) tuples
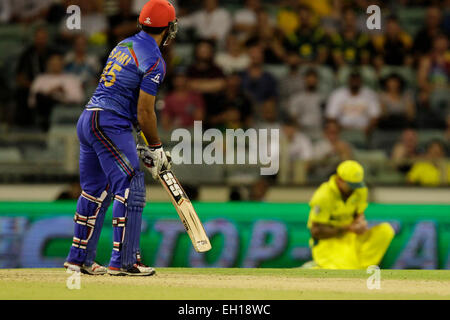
(64, 261), (107, 275)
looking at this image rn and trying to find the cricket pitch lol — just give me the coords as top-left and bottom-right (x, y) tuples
(0, 268), (449, 300)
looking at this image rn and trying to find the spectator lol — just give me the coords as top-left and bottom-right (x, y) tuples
(281, 120), (314, 162)
(240, 45), (278, 108)
(391, 128), (422, 173)
(29, 54), (84, 132)
(64, 33), (102, 91)
(107, 0), (140, 51)
(313, 119), (354, 162)
(378, 73), (415, 129)
(161, 71), (205, 131)
(187, 40), (226, 120)
(446, 114), (450, 144)
(245, 10), (285, 64)
(330, 7), (372, 67)
(372, 15), (413, 67)
(256, 99), (280, 130)
(212, 73), (253, 129)
(310, 119), (354, 180)
(417, 34), (450, 116)
(282, 5), (329, 64)
(233, 0), (260, 37)
(407, 140), (450, 187)
(413, 6), (446, 56)
(287, 68), (324, 139)
(179, 0), (232, 45)
(278, 53), (304, 112)
(10, 0), (53, 22)
(325, 70), (380, 135)
(0, 0), (12, 23)
(15, 25), (56, 127)
(214, 32), (250, 75)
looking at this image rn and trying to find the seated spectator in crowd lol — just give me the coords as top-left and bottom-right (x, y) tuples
(64, 33), (101, 92)
(417, 34), (450, 118)
(378, 73), (415, 129)
(282, 5), (329, 64)
(279, 53), (304, 111)
(313, 119), (353, 162)
(287, 68), (324, 139)
(233, 0), (261, 38)
(372, 15), (413, 67)
(330, 7), (372, 68)
(407, 140), (450, 187)
(8, 0), (52, 23)
(446, 114), (450, 144)
(15, 25), (57, 127)
(107, 0), (140, 51)
(413, 6), (447, 57)
(310, 119), (354, 180)
(276, 0), (300, 36)
(240, 45), (278, 109)
(391, 128), (422, 173)
(281, 120), (314, 162)
(179, 0), (232, 45)
(187, 40), (226, 119)
(211, 73), (253, 129)
(245, 10), (285, 64)
(0, 0), (12, 23)
(28, 54), (84, 132)
(161, 71), (205, 131)
(215, 32), (250, 75)
(256, 99), (280, 130)
(325, 70), (380, 135)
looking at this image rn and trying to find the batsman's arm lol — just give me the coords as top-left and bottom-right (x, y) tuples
(310, 222), (349, 240)
(137, 89), (161, 146)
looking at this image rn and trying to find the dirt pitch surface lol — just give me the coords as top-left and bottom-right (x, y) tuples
(0, 268), (449, 300)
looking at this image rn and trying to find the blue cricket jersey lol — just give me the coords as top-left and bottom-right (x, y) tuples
(87, 31), (166, 122)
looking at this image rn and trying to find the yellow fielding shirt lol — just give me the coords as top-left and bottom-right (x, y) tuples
(307, 175), (368, 229)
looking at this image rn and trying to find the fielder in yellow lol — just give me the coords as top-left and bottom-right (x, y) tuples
(307, 160), (395, 269)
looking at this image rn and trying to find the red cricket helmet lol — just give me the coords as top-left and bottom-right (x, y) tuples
(139, 0), (176, 28)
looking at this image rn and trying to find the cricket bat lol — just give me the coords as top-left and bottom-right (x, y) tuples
(139, 132), (212, 253)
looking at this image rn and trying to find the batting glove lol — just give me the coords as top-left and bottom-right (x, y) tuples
(137, 144), (172, 180)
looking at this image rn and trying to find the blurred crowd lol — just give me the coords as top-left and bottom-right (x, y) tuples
(0, 0), (450, 187)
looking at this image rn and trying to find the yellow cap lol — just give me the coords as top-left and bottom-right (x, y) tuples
(337, 160), (365, 189)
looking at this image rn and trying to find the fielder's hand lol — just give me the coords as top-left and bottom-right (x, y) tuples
(348, 214), (368, 235)
(137, 144), (172, 180)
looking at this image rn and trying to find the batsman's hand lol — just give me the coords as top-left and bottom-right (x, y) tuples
(137, 144), (172, 180)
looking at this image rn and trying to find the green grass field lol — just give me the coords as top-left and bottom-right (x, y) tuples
(1, 268), (449, 300)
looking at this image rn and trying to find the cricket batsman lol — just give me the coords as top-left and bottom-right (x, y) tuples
(306, 160), (395, 269)
(64, 0), (177, 276)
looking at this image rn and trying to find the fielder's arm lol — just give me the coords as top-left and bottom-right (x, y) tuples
(137, 89), (161, 146)
(310, 222), (349, 240)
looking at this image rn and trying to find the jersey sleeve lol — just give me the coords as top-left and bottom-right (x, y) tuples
(140, 57), (165, 96)
(307, 189), (332, 227)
